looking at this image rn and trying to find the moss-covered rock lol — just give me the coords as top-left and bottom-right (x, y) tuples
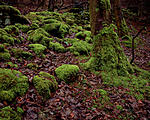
(0, 5), (21, 16)
(49, 42), (66, 53)
(0, 106), (23, 120)
(33, 71), (58, 100)
(0, 68), (29, 102)
(43, 22), (69, 38)
(28, 28), (51, 46)
(0, 28), (16, 44)
(5, 62), (18, 68)
(75, 30), (92, 42)
(0, 44), (5, 52)
(0, 52), (11, 61)
(30, 23), (39, 30)
(4, 25), (19, 36)
(29, 44), (46, 56)
(0, 45), (11, 61)
(27, 63), (38, 70)
(15, 23), (30, 33)
(55, 64), (80, 83)
(11, 48), (33, 59)
(67, 41), (92, 55)
(0, 5), (29, 25)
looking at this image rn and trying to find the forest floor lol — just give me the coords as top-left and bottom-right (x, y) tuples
(0, 5), (150, 120)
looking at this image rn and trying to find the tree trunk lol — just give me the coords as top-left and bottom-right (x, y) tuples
(84, 0), (133, 77)
(89, 0), (111, 36)
(48, 0), (55, 11)
(112, 0), (129, 37)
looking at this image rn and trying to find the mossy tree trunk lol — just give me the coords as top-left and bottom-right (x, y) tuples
(112, 0), (129, 37)
(84, 0), (133, 76)
(89, 0), (111, 36)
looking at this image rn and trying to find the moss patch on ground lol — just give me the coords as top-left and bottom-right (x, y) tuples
(29, 44), (46, 56)
(0, 44), (11, 61)
(55, 64), (80, 84)
(49, 42), (66, 53)
(0, 28), (16, 44)
(0, 106), (24, 120)
(27, 28), (52, 46)
(33, 71), (58, 100)
(11, 48), (33, 59)
(67, 40), (92, 55)
(0, 68), (29, 102)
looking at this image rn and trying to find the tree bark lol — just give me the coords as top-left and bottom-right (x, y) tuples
(89, 0), (111, 36)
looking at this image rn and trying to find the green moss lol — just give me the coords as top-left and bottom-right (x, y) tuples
(43, 22), (69, 38)
(11, 48), (33, 59)
(0, 106), (23, 120)
(99, 0), (111, 10)
(122, 35), (140, 48)
(15, 23), (30, 33)
(93, 89), (110, 108)
(0, 68), (29, 102)
(29, 44), (46, 55)
(82, 24), (150, 99)
(0, 48), (11, 61)
(33, 72), (58, 100)
(49, 42), (66, 53)
(4, 25), (19, 36)
(28, 28), (51, 46)
(0, 5), (21, 15)
(30, 23), (39, 30)
(0, 44), (5, 52)
(27, 63), (38, 70)
(0, 28), (15, 44)
(85, 24), (133, 75)
(5, 62), (18, 68)
(75, 30), (92, 42)
(43, 19), (60, 24)
(116, 105), (123, 110)
(67, 41), (92, 55)
(120, 18), (129, 36)
(65, 18), (74, 26)
(55, 64), (80, 83)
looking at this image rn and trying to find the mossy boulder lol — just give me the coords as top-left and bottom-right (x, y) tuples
(33, 71), (58, 100)
(27, 63), (38, 70)
(4, 25), (19, 36)
(43, 22), (69, 38)
(0, 5), (21, 16)
(0, 28), (16, 44)
(28, 28), (51, 46)
(29, 44), (46, 56)
(0, 5), (29, 25)
(11, 48), (33, 59)
(75, 30), (92, 43)
(0, 45), (11, 61)
(55, 64), (80, 83)
(30, 23), (39, 30)
(5, 62), (18, 68)
(0, 68), (29, 102)
(15, 23), (30, 33)
(67, 41), (92, 55)
(0, 106), (24, 120)
(0, 44), (5, 52)
(49, 42), (66, 53)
